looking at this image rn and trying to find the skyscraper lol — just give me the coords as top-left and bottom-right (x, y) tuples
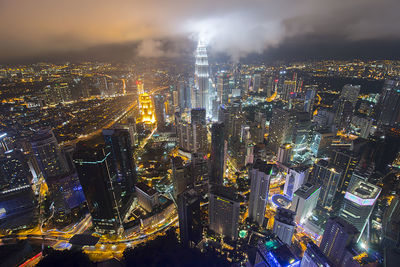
(191, 108), (208, 155)
(30, 128), (69, 179)
(272, 207), (296, 245)
(301, 241), (333, 267)
(177, 189), (202, 247)
(73, 143), (124, 234)
(103, 128), (136, 214)
(331, 149), (359, 194)
(209, 122), (226, 185)
(339, 176), (381, 239)
(217, 72), (230, 105)
(194, 39), (210, 115)
(248, 160), (272, 226)
(267, 108), (292, 153)
(340, 84), (361, 105)
(291, 183), (320, 225)
(283, 166), (309, 199)
(320, 217), (359, 266)
(209, 185), (240, 240)
(377, 79), (400, 128)
(153, 94), (166, 131)
(310, 159), (342, 209)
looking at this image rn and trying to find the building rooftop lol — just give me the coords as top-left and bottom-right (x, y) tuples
(348, 180), (381, 200)
(257, 235), (299, 267)
(294, 183), (320, 200)
(135, 182), (157, 196)
(253, 159), (273, 175)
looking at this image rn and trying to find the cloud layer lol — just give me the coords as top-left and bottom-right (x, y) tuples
(0, 0), (399, 62)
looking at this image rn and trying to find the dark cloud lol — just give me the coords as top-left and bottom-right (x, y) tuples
(0, 0), (399, 63)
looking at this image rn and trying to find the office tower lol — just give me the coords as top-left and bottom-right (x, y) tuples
(313, 108), (335, 130)
(335, 100), (354, 131)
(191, 108), (208, 154)
(30, 128), (69, 179)
(248, 160), (272, 226)
(277, 143), (293, 166)
(304, 86), (317, 116)
(273, 207), (296, 245)
(301, 241), (333, 267)
(310, 130), (335, 157)
(339, 177), (381, 238)
(282, 80), (297, 101)
(135, 182), (159, 213)
(331, 149), (359, 193)
(209, 122), (226, 185)
(382, 193), (400, 248)
(254, 235), (300, 267)
(310, 159), (342, 209)
(178, 79), (191, 110)
(253, 73), (261, 92)
(0, 149), (36, 230)
(73, 144), (124, 234)
(171, 156), (192, 199)
(283, 166), (309, 199)
(351, 115), (374, 138)
(268, 108), (290, 153)
(153, 95), (166, 130)
(291, 183), (320, 225)
(377, 79), (400, 128)
(217, 72), (230, 105)
(189, 152), (208, 184)
(177, 189), (202, 247)
(340, 84), (361, 105)
(126, 117), (138, 146)
(194, 39), (210, 114)
(103, 128), (136, 214)
(209, 185), (240, 240)
(320, 216), (359, 266)
(138, 93), (155, 124)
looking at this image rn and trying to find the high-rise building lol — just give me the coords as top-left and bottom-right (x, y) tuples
(310, 160), (342, 209)
(268, 108), (291, 153)
(320, 216), (359, 266)
(177, 189), (202, 247)
(273, 207), (296, 245)
(138, 93), (156, 124)
(301, 241), (333, 267)
(331, 149), (359, 194)
(135, 182), (159, 213)
(382, 193), (400, 248)
(290, 183), (320, 225)
(248, 160), (272, 226)
(277, 143), (293, 166)
(254, 235), (300, 267)
(73, 144), (124, 234)
(283, 165), (309, 199)
(191, 108), (208, 155)
(153, 95), (166, 131)
(209, 123), (226, 185)
(339, 176), (381, 238)
(194, 39), (210, 115)
(30, 128), (69, 179)
(209, 185), (240, 240)
(103, 128), (136, 214)
(217, 72), (230, 105)
(0, 148), (36, 230)
(178, 79), (191, 110)
(377, 79), (400, 128)
(252, 73), (261, 92)
(340, 84), (361, 105)
(171, 156), (192, 199)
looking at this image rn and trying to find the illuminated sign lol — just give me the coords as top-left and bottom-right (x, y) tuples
(344, 192), (377, 206)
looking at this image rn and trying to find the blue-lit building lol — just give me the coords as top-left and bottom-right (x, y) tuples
(255, 235), (300, 267)
(300, 242), (332, 267)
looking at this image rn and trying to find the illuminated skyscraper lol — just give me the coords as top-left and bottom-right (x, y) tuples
(377, 79), (400, 128)
(138, 93), (156, 124)
(248, 160), (272, 226)
(339, 176), (381, 239)
(320, 216), (359, 266)
(291, 183), (320, 225)
(217, 72), (230, 105)
(194, 39), (210, 115)
(272, 207), (296, 245)
(209, 185), (240, 240)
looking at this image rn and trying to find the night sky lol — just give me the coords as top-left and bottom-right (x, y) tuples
(0, 0), (399, 63)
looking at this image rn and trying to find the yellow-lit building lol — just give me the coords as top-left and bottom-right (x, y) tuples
(138, 93), (155, 124)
